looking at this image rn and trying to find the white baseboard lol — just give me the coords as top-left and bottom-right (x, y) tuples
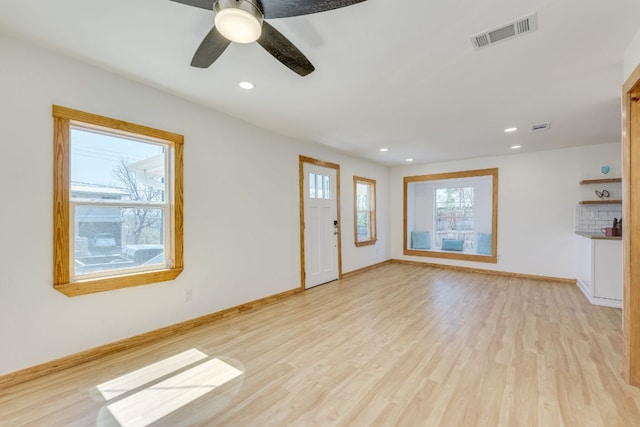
(576, 278), (622, 309)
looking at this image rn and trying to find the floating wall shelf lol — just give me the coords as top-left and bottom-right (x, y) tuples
(579, 178), (622, 185)
(579, 177), (622, 204)
(578, 200), (622, 205)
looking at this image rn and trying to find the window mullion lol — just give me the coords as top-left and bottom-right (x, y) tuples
(70, 200), (168, 209)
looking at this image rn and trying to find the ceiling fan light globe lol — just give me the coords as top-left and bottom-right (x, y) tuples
(214, 0), (263, 44)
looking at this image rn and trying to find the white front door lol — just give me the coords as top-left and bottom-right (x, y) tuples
(303, 162), (339, 288)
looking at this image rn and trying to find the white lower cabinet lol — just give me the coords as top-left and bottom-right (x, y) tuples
(575, 234), (622, 308)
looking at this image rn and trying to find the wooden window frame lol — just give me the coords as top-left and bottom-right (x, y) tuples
(353, 176), (377, 247)
(53, 105), (184, 297)
(403, 168), (498, 263)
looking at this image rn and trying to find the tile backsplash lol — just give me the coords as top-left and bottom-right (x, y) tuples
(575, 204), (623, 232)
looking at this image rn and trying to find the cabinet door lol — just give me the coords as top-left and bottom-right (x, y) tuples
(575, 235), (593, 294)
(593, 240), (623, 300)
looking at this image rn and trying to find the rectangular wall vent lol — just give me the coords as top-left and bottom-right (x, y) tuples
(530, 122), (551, 133)
(471, 13), (538, 49)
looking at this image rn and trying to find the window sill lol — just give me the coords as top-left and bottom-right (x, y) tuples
(355, 239), (377, 247)
(54, 267), (183, 297)
(404, 248), (497, 264)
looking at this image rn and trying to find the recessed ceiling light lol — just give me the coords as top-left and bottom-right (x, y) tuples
(239, 81), (255, 90)
(379, 148), (389, 152)
(510, 145), (522, 150)
(406, 158), (414, 162)
(504, 127), (518, 133)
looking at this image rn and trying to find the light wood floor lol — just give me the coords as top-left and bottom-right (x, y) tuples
(2, 263), (640, 426)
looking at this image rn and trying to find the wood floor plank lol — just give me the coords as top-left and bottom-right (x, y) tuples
(2, 263), (640, 426)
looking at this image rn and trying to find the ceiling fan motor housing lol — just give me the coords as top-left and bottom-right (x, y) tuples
(214, 0), (264, 43)
(214, 0), (264, 19)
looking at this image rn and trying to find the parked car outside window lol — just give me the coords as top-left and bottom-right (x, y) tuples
(91, 233), (117, 248)
(121, 244), (164, 265)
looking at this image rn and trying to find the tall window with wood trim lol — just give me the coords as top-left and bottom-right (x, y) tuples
(354, 176), (376, 246)
(53, 105), (184, 296)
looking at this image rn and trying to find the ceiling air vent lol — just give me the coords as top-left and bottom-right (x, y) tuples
(530, 122), (551, 133)
(471, 13), (538, 49)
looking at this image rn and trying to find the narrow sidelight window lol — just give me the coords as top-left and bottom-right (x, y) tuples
(354, 176), (377, 246)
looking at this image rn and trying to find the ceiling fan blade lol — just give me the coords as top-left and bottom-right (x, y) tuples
(168, 0), (214, 10)
(191, 27), (231, 68)
(257, 21), (315, 76)
(261, 0), (366, 19)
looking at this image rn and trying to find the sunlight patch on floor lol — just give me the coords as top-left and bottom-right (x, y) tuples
(91, 349), (244, 427)
(96, 348), (209, 400)
(106, 357), (243, 427)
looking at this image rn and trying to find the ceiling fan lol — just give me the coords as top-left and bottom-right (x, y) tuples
(170, 0), (367, 76)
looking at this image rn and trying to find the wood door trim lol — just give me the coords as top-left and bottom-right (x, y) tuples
(298, 156), (342, 290)
(623, 63), (640, 385)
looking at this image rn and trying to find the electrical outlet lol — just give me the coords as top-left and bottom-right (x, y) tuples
(184, 288), (193, 303)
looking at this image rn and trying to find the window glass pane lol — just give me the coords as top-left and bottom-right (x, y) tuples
(121, 207), (165, 246)
(316, 174), (323, 199)
(357, 211), (371, 241)
(356, 182), (369, 210)
(434, 187), (474, 249)
(354, 177), (376, 245)
(74, 206), (165, 276)
(324, 175), (331, 199)
(309, 173), (316, 198)
(71, 127), (166, 203)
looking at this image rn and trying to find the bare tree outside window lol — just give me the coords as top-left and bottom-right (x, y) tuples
(434, 187), (474, 248)
(113, 159), (165, 245)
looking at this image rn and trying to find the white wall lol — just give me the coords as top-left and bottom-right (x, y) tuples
(411, 182), (433, 233)
(0, 34), (389, 376)
(390, 143), (622, 279)
(624, 28), (640, 81)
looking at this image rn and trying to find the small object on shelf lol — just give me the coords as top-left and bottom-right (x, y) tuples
(595, 189), (610, 199)
(601, 165), (610, 174)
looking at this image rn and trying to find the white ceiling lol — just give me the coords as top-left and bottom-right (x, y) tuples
(1, 0), (639, 165)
